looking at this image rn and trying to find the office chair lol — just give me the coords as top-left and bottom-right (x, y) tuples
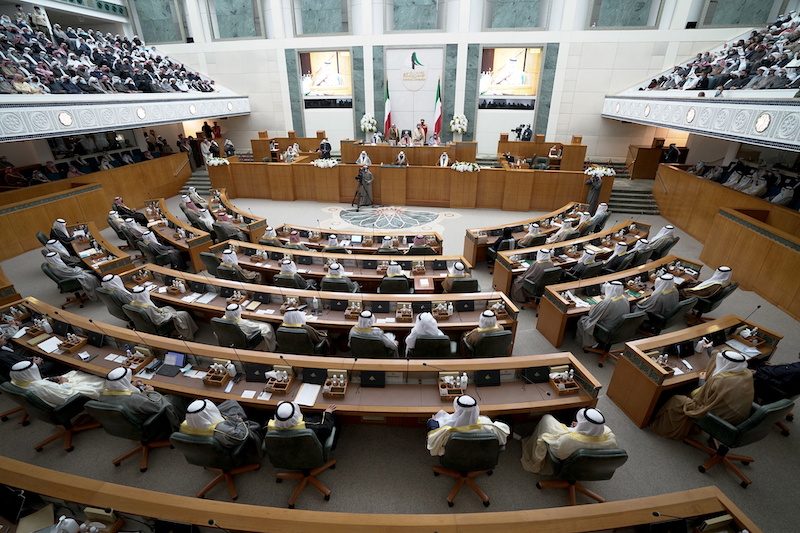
(643, 297), (697, 335)
(532, 156), (550, 170)
(321, 246), (350, 254)
(378, 276), (413, 294)
(40, 263), (89, 309)
(211, 318), (264, 350)
(602, 253), (636, 276)
(136, 241), (172, 267)
(122, 304), (177, 336)
(684, 399), (794, 488)
(754, 362), (800, 436)
(463, 330), (513, 358)
(376, 247), (400, 255)
(199, 252), (222, 277)
(591, 213), (610, 233)
(407, 335), (458, 358)
(650, 236), (680, 260)
(521, 267), (563, 313)
(585, 310), (647, 366)
(0, 382), (98, 452)
(212, 222), (246, 243)
(629, 248), (654, 267)
(444, 278), (479, 293)
(407, 245), (437, 256)
(96, 287), (133, 325)
(486, 238), (515, 270)
(349, 332), (396, 358)
(518, 234), (547, 249)
(35, 231), (49, 246)
(0, 375), (29, 426)
(276, 326), (329, 355)
(170, 431), (263, 500)
(432, 431), (502, 507)
(687, 282), (739, 324)
(264, 428), (337, 509)
(321, 277), (358, 293)
(564, 262), (604, 282)
(536, 448), (629, 505)
(84, 401), (175, 472)
(216, 265), (250, 283)
(274, 273), (316, 290)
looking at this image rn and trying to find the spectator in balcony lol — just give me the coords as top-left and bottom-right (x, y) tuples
(11, 73), (34, 93)
(0, 75), (14, 93)
(43, 161), (62, 180)
(66, 164), (84, 179)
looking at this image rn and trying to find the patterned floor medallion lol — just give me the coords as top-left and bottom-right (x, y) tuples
(333, 205), (444, 230)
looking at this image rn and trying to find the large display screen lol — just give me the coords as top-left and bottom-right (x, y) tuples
(479, 47), (542, 97)
(300, 50), (353, 97)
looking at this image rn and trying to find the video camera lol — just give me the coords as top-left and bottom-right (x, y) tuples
(511, 124), (525, 140)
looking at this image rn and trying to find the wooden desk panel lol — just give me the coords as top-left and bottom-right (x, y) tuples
(0, 266), (20, 305)
(67, 222), (132, 276)
(143, 198), (212, 273)
(502, 171), (534, 211)
(208, 189), (267, 243)
(341, 140), (476, 167)
(276, 225), (443, 255)
(496, 137), (587, 172)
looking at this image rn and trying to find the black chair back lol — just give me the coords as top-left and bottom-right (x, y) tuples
(199, 252), (221, 276)
(578, 262), (604, 280)
(439, 432), (500, 473)
(96, 287), (130, 323)
(36, 231), (49, 246)
(378, 276), (412, 294)
(171, 431), (261, 471)
(592, 213), (610, 233)
(264, 428), (326, 471)
(409, 335), (453, 358)
(211, 318), (262, 349)
(649, 297), (697, 332)
(446, 278), (479, 293)
(41, 263), (81, 293)
(274, 275), (305, 289)
(471, 330), (513, 358)
(734, 400), (795, 447)
(595, 310), (647, 346)
(350, 332), (395, 358)
(695, 282), (738, 315)
(217, 265), (248, 282)
(555, 448), (628, 482)
(276, 326), (315, 355)
(321, 278), (352, 293)
(122, 304), (174, 336)
(651, 236), (680, 260)
(85, 400), (174, 443)
(407, 245), (437, 256)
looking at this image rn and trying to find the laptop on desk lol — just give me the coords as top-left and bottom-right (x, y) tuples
(156, 351), (186, 377)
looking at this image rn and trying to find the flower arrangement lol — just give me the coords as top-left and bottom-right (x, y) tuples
(449, 114), (468, 134)
(206, 157), (230, 167)
(312, 158), (339, 168)
(584, 165), (616, 178)
(360, 113), (377, 133)
(450, 161), (480, 173)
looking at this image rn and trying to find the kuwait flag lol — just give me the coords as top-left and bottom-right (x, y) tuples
(433, 79), (442, 136)
(383, 81), (391, 134)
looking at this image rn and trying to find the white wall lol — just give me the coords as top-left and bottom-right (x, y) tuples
(385, 47), (444, 134)
(0, 139), (53, 167)
(304, 108), (355, 150)
(476, 109), (535, 156)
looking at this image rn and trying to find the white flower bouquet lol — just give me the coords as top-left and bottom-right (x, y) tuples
(450, 161), (480, 173)
(312, 158), (339, 168)
(450, 114), (468, 134)
(584, 165), (616, 178)
(206, 157), (230, 167)
(360, 113), (377, 133)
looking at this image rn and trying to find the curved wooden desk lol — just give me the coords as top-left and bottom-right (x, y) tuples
(10, 298), (599, 420)
(209, 240), (472, 293)
(67, 222), (132, 276)
(143, 198), (213, 273)
(491, 220), (651, 293)
(608, 315), (781, 427)
(275, 224), (444, 255)
(535, 255), (702, 347)
(120, 264), (518, 344)
(0, 458), (761, 533)
(463, 201), (587, 265)
(0, 266), (21, 305)
(208, 188), (267, 243)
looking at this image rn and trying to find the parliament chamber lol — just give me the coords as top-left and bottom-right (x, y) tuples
(1, 2), (799, 532)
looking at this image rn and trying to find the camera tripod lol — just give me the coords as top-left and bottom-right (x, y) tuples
(351, 179), (373, 212)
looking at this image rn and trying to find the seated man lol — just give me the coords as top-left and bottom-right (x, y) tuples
(630, 237), (651, 254)
(517, 223), (541, 248)
(394, 151), (409, 166)
(284, 230), (310, 251)
(49, 218), (74, 247)
(100, 367), (181, 429)
(322, 234), (350, 253)
(124, 218), (148, 240)
(680, 266), (732, 299)
(637, 273), (679, 316)
(128, 286), (198, 340)
(426, 395), (510, 456)
(218, 303), (276, 351)
(220, 248), (261, 283)
(651, 350), (753, 440)
(405, 312), (445, 356)
(275, 259), (316, 289)
(463, 310), (504, 352)
(141, 231), (187, 270)
(281, 307), (328, 348)
(442, 261), (472, 293)
(355, 150), (372, 166)
(43, 251), (99, 300)
(602, 242), (628, 272)
(187, 186), (207, 209)
(112, 196), (148, 226)
(9, 360), (105, 407)
(180, 398), (263, 449)
(193, 208), (216, 232)
(258, 226), (284, 247)
(100, 273), (134, 306)
(511, 249), (554, 302)
(573, 211), (593, 234)
(648, 224), (675, 251)
(521, 408), (617, 474)
(268, 400), (336, 444)
(588, 203), (609, 229)
(180, 194), (201, 213)
(349, 310), (398, 357)
(379, 261), (410, 291)
(568, 249), (597, 279)
(44, 238), (82, 268)
(546, 219), (575, 244)
(323, 261), (360, 292)
(575, 281), (630, 349)
(376, 236), (400, 254)
(0, 336), (67, 378)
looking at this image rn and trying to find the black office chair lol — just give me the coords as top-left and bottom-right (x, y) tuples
(41, 263), (89, 309)
(0, 382), (98, 452)
(463, 330), (513, 358)
(408, 335), (457, 358)
(170, 431), (263, 500)
(378, 276), (413, 294)
(754, 363), (800, 437)
(407, 245), (437, 256)
(96, 287), (133, 325)
(136, 241), (172, 267)
(536, 448), (629, 505)
(0, 374), (29, 426)
(519, 234), (547, 249)
(486, 238), (515, 269)
(122, 304), (177, 336)
(591, 213), (610, 233)
(211, 318), (264, 350)
(35, 231), (49, 246)
(212, 222), (245, 243)
(684, 399), (794, 488)
(521, 267), (563, 313)
(432, 431), (501, 507)
(689, 283), (739, 324)
(350, 332), (396, 358)
(643, 297), (697, 335)
(84, 401), (175, 472)
(586, 310), (647, 366)
(564, 262), (604, 282)
(274, 274), (312, 290)
(650, 236), (680, 260)
(630, 248), (654, 267)
(216, 265), (250, 283)
(199, 252), (222, 276)
(376, 247), (400, 255)
(264, 428), (336, 508)
(321, 277), (358, 293)
(321, 246), (350, 254)
(444, 278), (479, 293)
(276, 326), (329, 355)
(532, 156), (549, 170)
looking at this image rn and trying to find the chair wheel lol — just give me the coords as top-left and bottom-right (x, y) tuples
(35, 447), (43, 452)
(79, 304), (84, 308)
(22, 420), (30, 426)
(140, 467), (147, 472)
(536, 482), (543, 489)
(170, 444), (175, 449)
(740, 461), (751, 466)
(698, 466), (706, 473)
(487, 470), (493, 476)
(786, 414), (794, 422)
(288, 504), (295, 509)
(113, 462), (121, 467)
(231, 495), (238, 501)
(66, 446), (74, 452)
(0, 416), (8, 422)
(483, 500), (490, 507)
(447, 501), (454, 508)
(781, 430), (790, 437)
(433, 471), (439, 476)
(330, 464), (335, 469)
(276, 478), (282, 483)
(324, 494), (330, 501)
(740, 481), (750, 489)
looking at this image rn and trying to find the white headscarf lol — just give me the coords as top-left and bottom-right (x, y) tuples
(527, 223), (540, 235)
(650, 273), (676, 298)
(52, 218), (68, 235)
(10, 360), (42, 386)
(101, 274), (130, 295)
(574, 408), (606, 437)
(283, 308), (306, 326)
(386, 261), (403, 277)
(397, 151), (407, 163)
(225, 303), (242, 321)
(197, 208), (214, 227)
(221, 249), (239, 266)
(188, 186), (204, 205)
(693, 266), (732, 291)
(185, 399), (225, 429)
(449, 261), (466, 276)
(439, 152), (449, 167)
(357, 310), (375, 329)
(280, 259), (298, 274)
(536, 249), (551, 262)
(579, 250), (596, 265)
(45, 239), (70, 257)
(652, 224), (675, 242)
(104, 367), (137, 392)
(44, 251), (69, 269)
(406, 312), (443, 350)
(594, 203), (608, 217)
(381, 236), (393, 248)
(434, 395), (479, 428)
(603, 280), (624, 299)
(263, 226), (277, 239)
(274, 401), (303, 428)
(327, 262), (342, 277)
(180, 194), (191, 205)
(327, 235), (338, 247)
(142, 231), (158, 245)
(632, 238), (650, 251)
(356, 151), (372, 165)
(131, 285), (153, 306)
(608, 242), (627, 261)
(479, 310), (497, 329)
(578, 212), (591, 225)
(712, 350), (748, 377)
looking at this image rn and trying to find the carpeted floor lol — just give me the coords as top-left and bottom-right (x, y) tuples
(0, 196), (798, 529)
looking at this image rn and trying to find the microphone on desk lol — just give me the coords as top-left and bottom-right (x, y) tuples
(652, 511), (685, 520)
(742, 305), (762, 323)
(207, 519), (233, 533)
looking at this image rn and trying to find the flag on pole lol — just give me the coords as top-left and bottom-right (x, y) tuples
(383, 81), (392, 135)
(433, 79), (442, 136)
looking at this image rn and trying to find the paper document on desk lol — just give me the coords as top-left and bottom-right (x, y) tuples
(37, 337), (62, 354)
(12, 327), (27, 339)
(196, 292), (216, 304)
(673, 277), (686, 286)
(419, 278), (430, 288)
(724, 340), (761, 359)
(295, 383), (321, 407)
(565, 291), (590, 308)
(181, 293), (202, 303)
(78, 248), (98, 258)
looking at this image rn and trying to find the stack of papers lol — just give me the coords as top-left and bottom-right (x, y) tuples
(180, 293), (202, 303)
(256, 309), (276, 315)
(196, 292), (217, 304)
(104, 353), (128, 363)
(295, 383), (321, 406)
(724, 339), (761, 359)
(38, 337), (62, 353)
(184, 370), (208, 379)
(12, 327), (27, 339)
(565, 291), (590, 308)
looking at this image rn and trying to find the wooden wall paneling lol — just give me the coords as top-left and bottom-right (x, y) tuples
(208, 164), (235, 194)
(428, 168), (451, 206)
(530, 171), (558, 210)
(754, 240), (799, 317)
(406, 167), (450, 207)
(342, 143), (475, 167)
(234, 164), (270, 199)
(373, 166), (407, 205)
(598, 172), (614, 203)
(310, 167), (340, 202)
(559, 145), (587, 171)
(267, 164), (295, 201)
(450, 170), (478, 208)
(453, 142), (478, 163)
(476, 169), (506, 208)
(251, 139), (270, 162)
(338, 165), (356, 203)
(502, 170), (533, 211)
(292, 164), (315, 200)
(767, 208), (800, 236)
(0, 216), (24, 259)
(0, 180), (70, 206)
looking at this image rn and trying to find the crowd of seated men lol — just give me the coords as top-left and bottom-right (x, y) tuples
(640, 11), (800, 92)
(689, 160), (800, 210)
(0, 8), (215, 95)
